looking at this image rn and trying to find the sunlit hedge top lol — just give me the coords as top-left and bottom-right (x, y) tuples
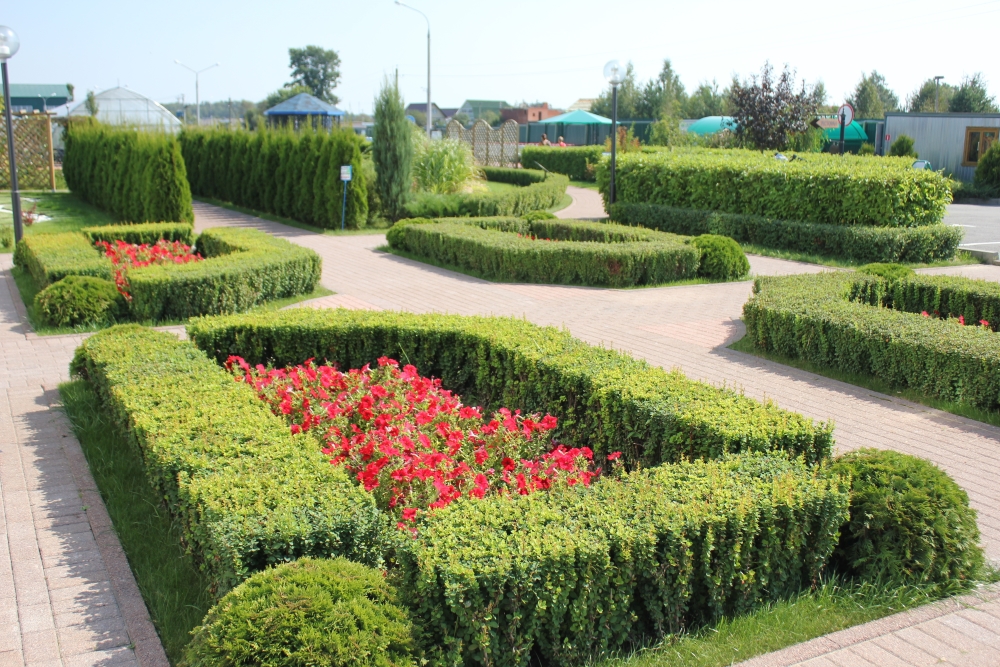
(598, 148), (952, 228)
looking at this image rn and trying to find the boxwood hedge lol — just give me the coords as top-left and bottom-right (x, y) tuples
(521, 145), (604, 181)
(13, 224), (320, 322)
(743, 271), (1000, 408)
(599, 149), (952, 227)
(70, 325), (388, 596)
(610, 202), (963, 263)
(480, 166), (547, 185)
(404, 173), (569, 218)
(82, 221), (195, 246)
(387, 217), (700, 286)
(399, 455), (848, 667)
(187, 309), (833, 466)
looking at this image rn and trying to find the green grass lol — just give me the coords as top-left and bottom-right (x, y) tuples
(1, 191), (117, 242)
(601, 579), (941, 667)
(547, 191), (574, 213)
(741, 243), (980, 269)
(729, 334), (1000, 429)
(379, 245), (720, 289)
(59, 380), (213, 665)
(195, 196), (390, 236)
(484, 181), (520, 193)
(11, 265), (332, 336)
(569, 179), (600, 191)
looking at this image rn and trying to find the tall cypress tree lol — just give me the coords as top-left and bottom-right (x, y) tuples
(372, 77), (413, 221)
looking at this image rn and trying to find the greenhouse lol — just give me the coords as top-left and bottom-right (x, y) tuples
(68, 87), (182, 133)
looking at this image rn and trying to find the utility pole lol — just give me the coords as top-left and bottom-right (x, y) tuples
(175, 60), (219, 125)
(396, 1), (432, 137)
(933, 76), (944, 113)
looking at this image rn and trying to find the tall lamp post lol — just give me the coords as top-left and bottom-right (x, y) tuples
(174, 60), (219, 125)
(933, 75), (945, 113)
(395, 1), (432, 138)
(0, 26), (22, 243)
(603, 60), (626, 206)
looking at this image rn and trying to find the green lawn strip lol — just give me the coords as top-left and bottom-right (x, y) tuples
(378, 244), (717, 289)
(1, 191), (118, 237)
(728, 334), (1000, 429)
(10, 265), (331, 336)
(194, 196), (390, 235)
(547, 191), (573, 213)
(568, 179), (600, 191)
(742, 244), (980, 269)
(59, 380), (212, 665)
(603, 580), (940, 667)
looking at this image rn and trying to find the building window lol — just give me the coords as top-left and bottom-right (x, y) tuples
(963, 126), (999, 166)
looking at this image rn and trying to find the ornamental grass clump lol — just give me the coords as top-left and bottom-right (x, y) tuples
(227, 355), (608, 527)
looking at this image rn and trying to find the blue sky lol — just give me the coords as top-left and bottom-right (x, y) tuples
(6, 0), (1000, 114)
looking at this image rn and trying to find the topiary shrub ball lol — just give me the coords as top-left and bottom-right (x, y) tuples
(857, 263), (915, 281)
(974, 141), (1000, 195)
(522, 209), (557, 222)
(34, 275), (125, 327)
(829, 449), (984, 589)
(690, 234), (750, 281)
(182, 557), (415, 667)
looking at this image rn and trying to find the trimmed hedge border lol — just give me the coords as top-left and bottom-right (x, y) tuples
(599, 149), (952, 227)
(521, 145), (604, 181)
(82, 222), (195, 246)
(187, 309), (833, 466)
(13, 224), (321, 322)
(70, 325), (388, 596)
(744, 272), (1000, 409)
(480, 166), (547, 185)
(386, 217), (700, 286)
(400, 455), (848, 667)
(610, 202), (963, 263)
(404, 173), (569, 218)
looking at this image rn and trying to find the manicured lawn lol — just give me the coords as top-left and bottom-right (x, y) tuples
(729, 334), (1000, 429)
(1, 191), (117, 239)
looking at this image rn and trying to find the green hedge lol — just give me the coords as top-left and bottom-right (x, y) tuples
(520, 145), (604, 181)
(398, 454), (848, 667)
(82, 222), (195, 245)
(62, 123), (194, 223)
(610, 203), (963, 263)
(387, 217), (700, 286)
(404, 174), (569, 218)
(34, 276), (125, 327)
(187, 309), (833, 467)
(180, 127), (368, 228)
(481, 166), (547, 185)
(744, 272), (1000, 409)
(13, 225), (321, 322)
(70, 326), (388, 596)
(599, 149), (952, 227)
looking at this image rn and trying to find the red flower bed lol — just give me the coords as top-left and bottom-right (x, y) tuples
(227, 355), (612, 527)
(95, 239), (202, 299)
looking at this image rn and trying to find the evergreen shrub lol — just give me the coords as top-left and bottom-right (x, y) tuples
(180, 127), (368, 228)
(373, 79), (413, 221)
(690, 234), (749, 280)
(974, 141), (1000, 194)
(183, 557), (415, 667)
(520, 145), (604, 180)
(829, 449), (983, 588)
(480, 166), (547, 186)
(62, 123), (193, 223)
(600, 148), (951, 227)
(610, 203), (962, 263)
(34, 276), (125, 327)
(403, 173), (568, 218)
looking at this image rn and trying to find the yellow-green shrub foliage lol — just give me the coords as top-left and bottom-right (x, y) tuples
(181, 126), (368, 228)
(62, 123), (193, 223)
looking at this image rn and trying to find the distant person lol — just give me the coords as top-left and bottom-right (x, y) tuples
(540, 133), (551, 146)
(558, 136), (566, 147)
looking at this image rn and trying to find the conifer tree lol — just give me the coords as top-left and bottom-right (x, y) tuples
(373, 77), (413, 221)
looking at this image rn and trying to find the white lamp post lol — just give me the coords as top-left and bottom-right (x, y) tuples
(174, 60), (219, 125)
(0, 25), (22, 243)
(395, 1), (432, 138)
(604, 59), (626, 206)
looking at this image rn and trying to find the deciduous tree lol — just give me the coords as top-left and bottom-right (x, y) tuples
(950, 73), (999, 113)
(729, 63), (818, 151)
(287, 45), (342, 104)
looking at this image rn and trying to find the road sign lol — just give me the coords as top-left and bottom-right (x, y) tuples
(340, 165), (353, 182)
(885, 134), (891, 142)
(837, 103), (855, 126)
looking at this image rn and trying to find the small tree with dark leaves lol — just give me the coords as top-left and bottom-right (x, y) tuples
(729, 63), (818, 151)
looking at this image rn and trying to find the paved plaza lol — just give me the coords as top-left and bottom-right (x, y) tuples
(1, 192), (999, 665)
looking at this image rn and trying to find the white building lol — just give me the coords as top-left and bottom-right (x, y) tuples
(883, 112), (999, 181)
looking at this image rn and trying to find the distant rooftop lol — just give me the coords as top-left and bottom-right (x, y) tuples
(264, 93), (344, 116)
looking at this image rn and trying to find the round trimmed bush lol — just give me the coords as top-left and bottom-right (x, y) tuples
(857, 263), (914, 281)
(523, 209), (557, 222)
(182, 557), (415, 667)
(829, 449), (984, 588)
(691, 234), (750, 280)
(34, 276), (125, 327)
(974, 141), (1000, 194)
(385, 217), (434, 248)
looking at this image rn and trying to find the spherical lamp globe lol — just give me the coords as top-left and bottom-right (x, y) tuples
(603, 59), (626, 86)
(0, 26), (19, 61)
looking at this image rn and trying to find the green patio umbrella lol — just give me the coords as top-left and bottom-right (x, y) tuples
(541, 109), (612, 125)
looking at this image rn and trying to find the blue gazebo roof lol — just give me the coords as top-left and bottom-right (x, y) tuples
(263, 93), (344, 117)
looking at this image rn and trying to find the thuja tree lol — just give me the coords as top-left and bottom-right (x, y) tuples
(373, 77), (413, 221)
(730, 63), (818, 151)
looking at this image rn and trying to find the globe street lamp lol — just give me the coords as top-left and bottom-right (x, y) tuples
(174, 60), (219, 125)
(0, 25), (23, 243)
(604, 60), (626, 206)
(395, 1), (432, 138)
